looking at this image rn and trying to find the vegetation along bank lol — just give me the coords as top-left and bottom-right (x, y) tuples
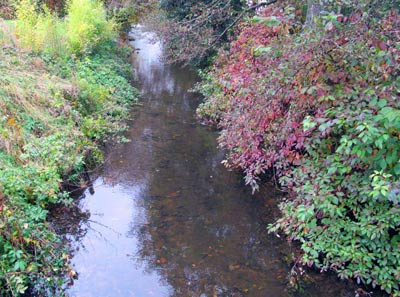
(0, 0), (399, 296)
(156, 0), (400, 295)
(0, 0), (139, 295)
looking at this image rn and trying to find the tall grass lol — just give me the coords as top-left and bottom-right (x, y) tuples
(14, 0), (38, 50)
(0, 19), (17, 46)
(35, 9), (66, 56)
(13, 0), (116, 56)
(66, 0), (116, 55)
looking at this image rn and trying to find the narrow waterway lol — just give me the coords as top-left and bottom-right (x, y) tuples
(61, 25), (357, 297)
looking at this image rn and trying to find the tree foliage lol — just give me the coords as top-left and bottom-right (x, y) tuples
(197, 0), (400, 295)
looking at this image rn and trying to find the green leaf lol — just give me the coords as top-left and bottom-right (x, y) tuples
(379, 158), (387, 170)
(377, 99), (387, 108)
(254, 46), (272, 55)
(394, 164), (400, 175)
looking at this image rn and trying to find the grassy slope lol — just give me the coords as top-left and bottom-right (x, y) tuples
(0, 27), (138, 295)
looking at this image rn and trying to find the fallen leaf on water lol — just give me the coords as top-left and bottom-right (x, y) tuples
(7, 117), (16, 126)
(167, 191), (180, 198)
(68, 270), (77, 278)
(228, 264), (241, 271)
(156, 257), (167, 264)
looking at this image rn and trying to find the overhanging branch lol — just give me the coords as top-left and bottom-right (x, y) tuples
(212, 0), (279, 45)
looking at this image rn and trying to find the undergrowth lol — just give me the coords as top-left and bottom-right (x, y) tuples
(198, 1), (399, 295)
(0, 0), (139, 294)
(14, 0), (116, 56)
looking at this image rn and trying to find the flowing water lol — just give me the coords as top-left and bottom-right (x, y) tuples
(58, 25), (359, 297)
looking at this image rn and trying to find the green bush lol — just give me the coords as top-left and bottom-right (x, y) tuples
(15, 0), (64, 54)
(45, 45), (139, 140)
(14, 0), (116, 56)
(35, 10), (66, 56)
(272, 101), (400, 294)
(269, 11), (400, 295)
(65, 0), (116, 55)
(15, 0), (66, 55)
(14, 0), (37, 50)
(0, 48), (88, 295)
(197, 2), (400, 295)
(0, 195), (69, 296)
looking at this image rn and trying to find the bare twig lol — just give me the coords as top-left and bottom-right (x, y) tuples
(208, 0), (278, 49)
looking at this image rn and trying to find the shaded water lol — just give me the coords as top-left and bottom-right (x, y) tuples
(61, 26), (358, 296)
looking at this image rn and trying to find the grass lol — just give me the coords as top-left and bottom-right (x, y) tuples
(0, 5), (139, 293)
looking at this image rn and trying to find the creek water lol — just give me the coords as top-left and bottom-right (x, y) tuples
(59, 25), (358, 297)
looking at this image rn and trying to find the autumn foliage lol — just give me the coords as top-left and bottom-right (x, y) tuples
(198, 2), (400, 295)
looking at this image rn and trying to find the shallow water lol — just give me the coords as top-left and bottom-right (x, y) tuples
(61, 25), (358, 297)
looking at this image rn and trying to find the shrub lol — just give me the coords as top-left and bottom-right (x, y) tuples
(14, 0), (37, 50)
(14, 0), (66, 55)
(65, 0), (116, 55)
(271, 11), (400, 292)
(14, 0), (116, 56)
(198, 2), (400, 295)
(0, 48), (86, 295)
(197, 5), (301, 189)
(0, 194), (70, 296)
(35, 9), (66, 56)
(45, 45), (139, 140)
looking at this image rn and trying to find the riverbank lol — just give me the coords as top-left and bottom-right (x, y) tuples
(0, 7), (139, 295)
(54, 23), (370, 297)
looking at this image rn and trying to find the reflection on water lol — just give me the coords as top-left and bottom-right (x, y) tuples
(63, 25), (357, 296)
(67, 179), (171, 296)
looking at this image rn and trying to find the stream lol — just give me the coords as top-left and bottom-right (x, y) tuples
(57, 25), (358, 297)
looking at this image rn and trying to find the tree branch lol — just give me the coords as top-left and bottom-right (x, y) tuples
(213, 0), (278, 44)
